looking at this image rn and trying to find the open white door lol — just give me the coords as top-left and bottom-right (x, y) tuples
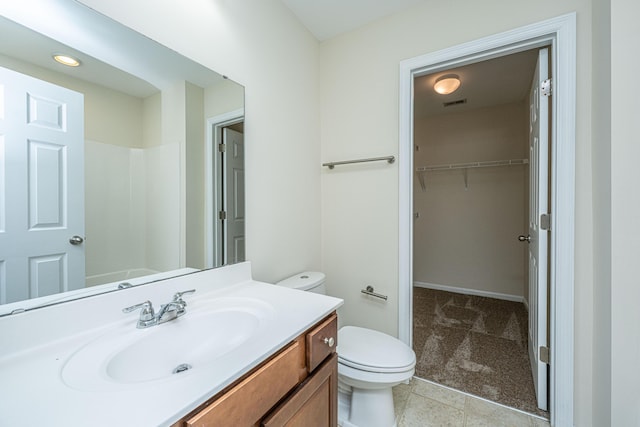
(0, 66), (85, 304)
(222, 128), (245, 264)
(526, 48), (550, 411)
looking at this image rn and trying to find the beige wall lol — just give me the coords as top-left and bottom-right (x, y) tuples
(610, 0), (640, 423)
(413, 103), (528, 298)
(319, 0), (594, 424)
(79, 0), (323, 283)
(205, 79), (244, 118)
(591, 0), (611, 424)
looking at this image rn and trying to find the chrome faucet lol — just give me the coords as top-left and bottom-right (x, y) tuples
(122, 300), (156, 328)
(123, 289), (196, 329)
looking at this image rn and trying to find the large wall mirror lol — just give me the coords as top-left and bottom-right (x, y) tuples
(0, 0), (245, 315)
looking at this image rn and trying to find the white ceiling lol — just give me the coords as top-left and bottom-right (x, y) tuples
(280, 0), (426, 41)
(414, 49), (540, 118)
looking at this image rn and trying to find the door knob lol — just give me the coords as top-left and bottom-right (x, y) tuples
(518, 235), (531, 243)
(69, 235), (84, 245)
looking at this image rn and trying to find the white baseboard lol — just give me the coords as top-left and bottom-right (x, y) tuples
(413, 281), (525, 304)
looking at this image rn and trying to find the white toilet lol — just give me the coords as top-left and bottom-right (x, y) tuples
(276, 272), (416, 427)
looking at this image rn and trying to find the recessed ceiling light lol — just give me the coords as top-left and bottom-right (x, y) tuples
(433, 74), (461, 95)
(53, 54), (81, 67)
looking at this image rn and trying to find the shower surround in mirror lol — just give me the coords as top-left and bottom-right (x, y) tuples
(412, 287), (548, 418)
(85, 140), (180, 285)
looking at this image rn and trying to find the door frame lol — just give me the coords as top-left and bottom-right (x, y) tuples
(205, 109), (245, 268)
(398, 13), (576, 426)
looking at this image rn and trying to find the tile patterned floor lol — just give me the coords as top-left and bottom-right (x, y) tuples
(393, 377), (550, 427)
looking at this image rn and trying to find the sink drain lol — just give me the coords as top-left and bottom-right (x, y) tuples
(172, 363), (192, 374)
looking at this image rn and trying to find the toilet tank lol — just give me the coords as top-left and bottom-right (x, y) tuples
(276, 272), (326, 295)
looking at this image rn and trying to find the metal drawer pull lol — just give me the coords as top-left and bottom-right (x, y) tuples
(324, 337), (335, 347)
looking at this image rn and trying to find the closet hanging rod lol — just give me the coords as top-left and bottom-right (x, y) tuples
(416, 158), (528, 172)
(323, 155), (395, 169)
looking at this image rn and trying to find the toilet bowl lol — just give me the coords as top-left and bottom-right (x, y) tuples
(276, 272), (416, 427)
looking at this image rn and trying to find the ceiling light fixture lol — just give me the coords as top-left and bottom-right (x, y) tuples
(433, 74), (461, 95)
(53, 54), (81, 67)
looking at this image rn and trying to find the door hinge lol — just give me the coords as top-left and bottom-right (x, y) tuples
(539, 346), (550, 365)
(540, 213), (551, 231)
(218, 143), (226, 152)
(219, 210), (227, 221)
(541, 78), (552, 97)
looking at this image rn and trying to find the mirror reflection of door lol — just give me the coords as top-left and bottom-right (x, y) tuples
(0, 66), (85, 304)
(218, 125), (245, 266)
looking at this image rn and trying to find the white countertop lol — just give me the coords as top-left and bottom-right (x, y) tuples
(0, 262), (343, 426)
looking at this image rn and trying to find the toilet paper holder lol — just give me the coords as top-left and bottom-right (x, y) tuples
(361, 285), (388, 301)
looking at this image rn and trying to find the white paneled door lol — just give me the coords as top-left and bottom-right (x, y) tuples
(527, 48), (550, 411)
(0, 66), (85, 304)
(223, 128), (245, 264)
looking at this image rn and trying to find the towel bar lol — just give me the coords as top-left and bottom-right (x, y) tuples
(323, 155), (395, 169)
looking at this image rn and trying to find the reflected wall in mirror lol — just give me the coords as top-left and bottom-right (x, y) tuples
(0, 0), (245, 314)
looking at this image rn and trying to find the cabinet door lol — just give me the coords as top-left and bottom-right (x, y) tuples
(262, 354), (337, 427)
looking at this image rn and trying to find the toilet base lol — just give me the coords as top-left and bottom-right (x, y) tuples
(338, 383), (398, 427)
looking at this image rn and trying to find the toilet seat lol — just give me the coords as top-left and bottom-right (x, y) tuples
(337, 326), (416, 374)
(338, 356), (415, 374)
(338, 361), (414, 391)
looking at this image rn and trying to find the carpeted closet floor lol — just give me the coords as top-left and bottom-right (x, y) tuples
(412, 287), (549, 418)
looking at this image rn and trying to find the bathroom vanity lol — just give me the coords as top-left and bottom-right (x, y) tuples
(0, 262), (343, 426)
(175, 313), (338, 426)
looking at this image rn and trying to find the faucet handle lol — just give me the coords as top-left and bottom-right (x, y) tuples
(172, 289), (196, 303)
(122, 300), (155, 321)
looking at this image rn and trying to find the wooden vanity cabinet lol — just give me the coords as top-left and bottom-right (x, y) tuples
(261, 353), (337, 427)
(174, 312), (338, 427)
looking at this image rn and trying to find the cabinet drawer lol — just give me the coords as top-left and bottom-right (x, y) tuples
(306, 314), (337, 372)
(185, 339), (305, 427)
(262, 353), (338, 427)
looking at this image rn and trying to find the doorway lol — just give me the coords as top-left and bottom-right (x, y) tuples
(398, 14), (576, 427)
(206, 110), (245, 268)
(410, 47), (547, 416)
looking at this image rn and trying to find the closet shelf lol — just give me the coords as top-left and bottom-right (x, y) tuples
(416, 158), (528, 172)
(416, 158), (529, 190)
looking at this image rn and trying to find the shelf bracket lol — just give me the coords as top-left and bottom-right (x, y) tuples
(418, 171), (426, 191)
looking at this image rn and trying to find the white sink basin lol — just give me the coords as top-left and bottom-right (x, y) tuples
(61, 297), (275, 391)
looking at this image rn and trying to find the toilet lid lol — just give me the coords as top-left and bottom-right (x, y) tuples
(337, 326), (416, 373)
